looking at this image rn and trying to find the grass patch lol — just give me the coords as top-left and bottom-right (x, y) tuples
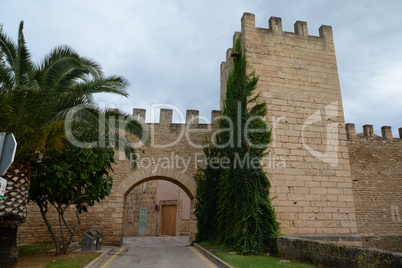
(18, 244), (55, 256)
(42, 254), (100, 268)
(199, 242), (316, 268)
(17, 244), (100, 268)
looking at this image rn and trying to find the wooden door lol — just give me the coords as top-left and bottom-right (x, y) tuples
(161, 205), (176, 236)
(138, 207), (147, 235)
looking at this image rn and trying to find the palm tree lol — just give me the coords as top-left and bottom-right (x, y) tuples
(0, 21), (141, 267)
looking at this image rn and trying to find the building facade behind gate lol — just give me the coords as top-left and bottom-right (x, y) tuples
(17, 13), (402, 251)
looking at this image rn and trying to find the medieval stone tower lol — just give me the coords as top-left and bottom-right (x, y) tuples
(221, 13), (358, 235)
(18, 13), (401, 251)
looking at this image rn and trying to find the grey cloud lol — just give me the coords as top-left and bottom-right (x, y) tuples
(1, 0), (401, 134)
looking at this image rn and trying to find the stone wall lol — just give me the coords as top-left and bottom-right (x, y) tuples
(18, 109), (220, 245)
(347, 124), (402, 252)
(17, 13), (402, 250)
(18, 204), (58, 244)
(122, 180), (191, 237)
(277, 235), (402, 268)
(123, 181), (158, 236)
(18, 200), (122, 245)
(221, 13), (358, 235)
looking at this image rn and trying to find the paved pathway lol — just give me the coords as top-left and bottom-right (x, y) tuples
(97, 236), (216, 268)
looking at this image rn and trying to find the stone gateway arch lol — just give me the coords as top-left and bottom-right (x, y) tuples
(17, 13), (401, 251)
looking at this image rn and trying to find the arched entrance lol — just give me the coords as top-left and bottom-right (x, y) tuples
(123, 178), (192, 237)
(114, 169), (197, 242)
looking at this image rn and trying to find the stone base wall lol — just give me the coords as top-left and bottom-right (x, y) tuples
(290, 234), (363, 247)
(277, 236), (402, 268)
(362, 236), (402, 253)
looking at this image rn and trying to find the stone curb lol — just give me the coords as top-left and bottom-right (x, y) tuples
(193, 243), (234, 268)
(83, 247), (114, 268)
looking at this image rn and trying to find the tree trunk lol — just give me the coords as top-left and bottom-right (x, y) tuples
(0, 225), (18, 268)
(0, 162), (30, 267)
(39, 205), (61, 255)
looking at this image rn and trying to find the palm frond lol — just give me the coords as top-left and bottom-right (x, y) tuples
(70, 75), (129, 97)
(37, 120), (67, 153)
(1, 21), (139, 163)
(0, 67), (14, 91)
(39, 45), (102, 82)
(0, 28), (18, 71)
(15, 21), (33, 87)
(39, 45), (81, 70)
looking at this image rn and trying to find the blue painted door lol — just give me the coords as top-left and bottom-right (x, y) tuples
(139, 207), (147, 234)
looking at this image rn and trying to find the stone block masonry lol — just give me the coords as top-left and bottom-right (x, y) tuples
(347, 124), (402, 252)
(17, 13), (402, 252)
(221, 13), (358, 236)
(18, 109), (221, 245)
(277, 235), (402, 267)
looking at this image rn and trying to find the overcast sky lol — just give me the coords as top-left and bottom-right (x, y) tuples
(1, 0), (401, 136)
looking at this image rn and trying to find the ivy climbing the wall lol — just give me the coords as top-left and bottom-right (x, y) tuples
(195, 38), (279, 254)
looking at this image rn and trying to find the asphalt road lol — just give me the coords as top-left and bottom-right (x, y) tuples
(97, 236), (216, 268)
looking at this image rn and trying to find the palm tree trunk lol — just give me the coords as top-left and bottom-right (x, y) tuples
(0, 163), (30, 223)
(0, 163), (30, 267)
(0, 225), (18, 268)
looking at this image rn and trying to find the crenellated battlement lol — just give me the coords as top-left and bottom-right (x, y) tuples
(220, 12), (337, 110)
(346, 123), (402, 140)
(132, 108), (221, 126)
(240, 12), (333, 40)
(222, 13), (334, 67)
(19, 13), (402, 251)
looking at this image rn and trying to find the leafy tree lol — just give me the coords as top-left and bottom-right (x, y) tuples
(195, 39), (279, 254)
(29, 146), (115, 255)
(0, 21), (141, 267)
(194, 144), (221, 241)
